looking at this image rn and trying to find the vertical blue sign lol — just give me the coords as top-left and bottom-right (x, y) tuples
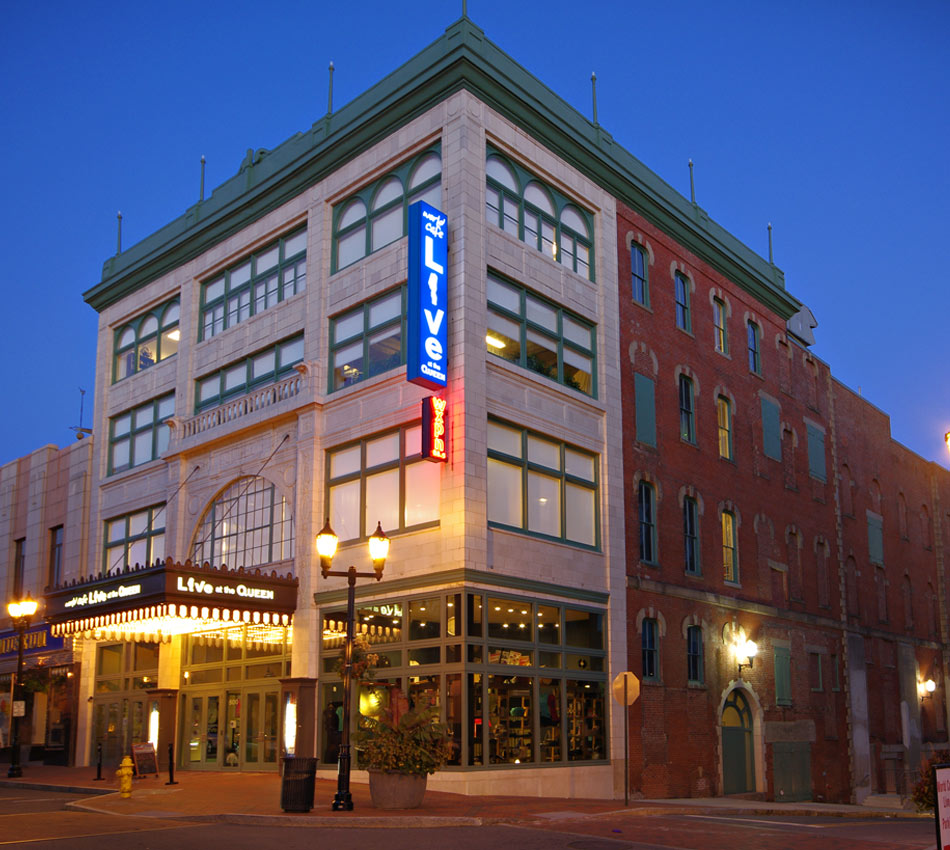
(407, 201), (448, 390)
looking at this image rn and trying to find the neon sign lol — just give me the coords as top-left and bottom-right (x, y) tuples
(407, 201), (448, 390)
(421, 396), (448, 462)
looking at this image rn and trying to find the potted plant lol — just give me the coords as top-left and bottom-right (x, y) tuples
(353, 688), (454, 809)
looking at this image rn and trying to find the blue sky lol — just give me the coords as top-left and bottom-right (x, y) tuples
(1, 0), (948, 467)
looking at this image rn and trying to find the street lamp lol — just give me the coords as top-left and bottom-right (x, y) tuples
(316, 518), (390, 811)
(6, 595), (38, 778)
(736, 638), (758, 677)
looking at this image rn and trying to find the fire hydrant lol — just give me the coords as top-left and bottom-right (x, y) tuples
(116, 756), (134, 798)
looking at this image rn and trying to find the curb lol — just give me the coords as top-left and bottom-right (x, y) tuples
(0, 779), (112, 797)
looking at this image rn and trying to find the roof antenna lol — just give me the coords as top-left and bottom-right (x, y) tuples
(689, 159), (695, 204)
(70, 388), (92, 440)
(199, 155), (206, 201)
(768, 222), (774, 264)
(591, 72), (598, 127)
(116, 211), (122, 254)
(327, 61), (334, 116)
(462, 0), (467, 16)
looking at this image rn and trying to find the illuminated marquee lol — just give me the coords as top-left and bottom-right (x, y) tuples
(407, 201), (448, 390)
(421, 396), (448, 462)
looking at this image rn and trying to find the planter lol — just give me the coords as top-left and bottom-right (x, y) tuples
(368, 769), (428, 809)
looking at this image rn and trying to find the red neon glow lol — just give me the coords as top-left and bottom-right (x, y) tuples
(427, 397), (447, 460)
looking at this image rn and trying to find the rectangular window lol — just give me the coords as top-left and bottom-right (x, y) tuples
(809, 652), (823, 692)
(103, 504), (165, 575)
(48, 526), (63, 588)
(717, 396), (733, 460)
(200, 227), (307, 340)
(722, 511), (737, 583)
(13, 538), (25, 598)
(486, 274), (596, 396)
(747, 320), (761, 374)
(713, 298), (728, 354)
(642, 618), (658, 681)
(631, 244), (648, 307)
(638, 481), (656, 563)
(109, 393), (174, 475)
(687, 625), (704, 684)
(683, 497), (700, 575)
(867, 512), (884, 565)
(196, 334), (303, 412)
(327, 423), (440, 543)
(330, 288), (404, 391)
(113, 297), (180, 382)
(679, 375), (695, 443)
(761, 397), (782, 460)
(806, 424), (827, 482)
(487, 420), (598, 548)
(674, 273), (691, 332)
(635, 374), (656, 447)
(831, 653), (840, 691)
(775, 646), (792, 705)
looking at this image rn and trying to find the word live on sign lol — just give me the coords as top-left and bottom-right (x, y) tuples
(176, 576), (274, 600)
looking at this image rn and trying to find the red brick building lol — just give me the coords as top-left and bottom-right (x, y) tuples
(619, 198), (950, 803)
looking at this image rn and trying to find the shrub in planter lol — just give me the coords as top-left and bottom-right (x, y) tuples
(912, 749), (950, 812)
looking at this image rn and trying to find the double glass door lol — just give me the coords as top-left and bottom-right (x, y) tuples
(182, 687), (279, 770)
(91, 696), (149, 767)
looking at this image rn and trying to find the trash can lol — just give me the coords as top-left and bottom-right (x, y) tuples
(280, 756), (318, 812)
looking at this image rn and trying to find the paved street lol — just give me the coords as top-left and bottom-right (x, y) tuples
(0, 786), (938, 849)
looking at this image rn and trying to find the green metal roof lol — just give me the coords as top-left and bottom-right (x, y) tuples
(84, 16), (799, 320)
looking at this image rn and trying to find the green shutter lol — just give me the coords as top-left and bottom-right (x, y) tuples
(868, 514), (884, 565)
(635, 374), (656, 447)
(774, 646), (792, 705)
(761, 397), (781, 460)
(806, 424), (826, 481)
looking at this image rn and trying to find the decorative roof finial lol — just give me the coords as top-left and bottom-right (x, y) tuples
(689, 159), (695, 205)
(200, 155), (206, 202)
(116, 211), (122, 254)
(591, 72), (598, 127)
(768, 222), (774, 264)
(328, 61), (335, 116)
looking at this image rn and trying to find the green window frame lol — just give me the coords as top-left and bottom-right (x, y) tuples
(333, 148), (442, 272)
(486, 147), (594, 280)
(806, 423), (827, 482)
(679, 375), (695, 443)
(192, 476), (294, 569)
(329, 287), (405, 392)
(684, 496), (700, 575)
(713, 298), (728, 354)
(674, 272), (691, 332)
(631, 243), (648, 306)
(722, 510), (738, 583)
(487, 419), (598, 549)
(103, 504), (165, 575)
(638, 481), (656, 564)
(200, 227), (307, 341)
(717, 396), (733, 460)
(486, 273), (596, 397)
(641, 618), (659, 681)
(195, 334), (303, 412)
(108, 393), (175, 475)
(113, 297), (180, 382)
(687, 625), (704, 684)
(809, 652), (823, 692)
(747, 320), (762, 374)
(761, 397), (782, 460)
(326, 423), (441, 545)
(635, 374), (657, 447)
(775, 646), (792, 705)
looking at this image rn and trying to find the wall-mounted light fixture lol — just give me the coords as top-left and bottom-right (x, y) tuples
(920, 678), (937, 702)
(735, 637), (758, 677)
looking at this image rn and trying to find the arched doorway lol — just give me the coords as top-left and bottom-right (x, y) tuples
(721, 687), (754, 794)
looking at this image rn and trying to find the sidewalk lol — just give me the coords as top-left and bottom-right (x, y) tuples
(0, 762), (929, 827)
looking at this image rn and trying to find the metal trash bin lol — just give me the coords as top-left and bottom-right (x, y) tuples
(280, 756), (318, 812)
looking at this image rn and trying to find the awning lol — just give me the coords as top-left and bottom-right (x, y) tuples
(45, 559), (298, 642)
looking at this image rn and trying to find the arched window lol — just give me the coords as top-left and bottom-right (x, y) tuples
(192, 477), (294, 571)
(333, 148), (442, 271)
(114, 297), (180, 381)
(485, 148), (595, 280)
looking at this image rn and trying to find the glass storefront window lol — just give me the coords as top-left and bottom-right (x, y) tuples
(567, 679), (605, 761)
(564, 608), (603, 649)
(409, 597), (440, 639)
(487, 598), (532, 642)
(488, 675), (532, 764)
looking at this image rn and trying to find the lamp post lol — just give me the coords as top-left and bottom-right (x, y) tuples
(316, 518), (389, 811)
(6, 595), (38, 778)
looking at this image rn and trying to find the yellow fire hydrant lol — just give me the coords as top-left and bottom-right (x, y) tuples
(116, 756), (134, 798)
